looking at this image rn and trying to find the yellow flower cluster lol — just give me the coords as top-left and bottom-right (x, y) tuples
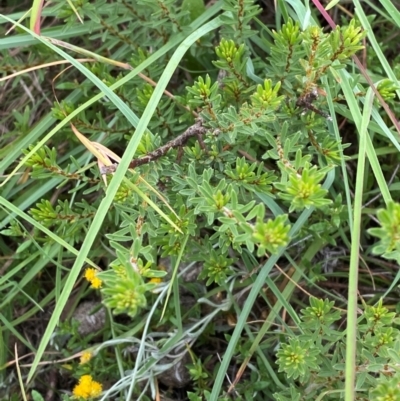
(73, 374), (102, 399)
(84, 268), (102, 289)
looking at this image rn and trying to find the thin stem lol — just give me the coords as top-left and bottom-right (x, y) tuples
(345, 88), (374, 401)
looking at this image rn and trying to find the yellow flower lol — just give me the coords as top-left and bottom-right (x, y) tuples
(84, 268), (102, 289)
(72, 375), (102, 399)
(149, 277), (162, 284)
(90, 277), (102, 289)
(84, 268), (96, 282)
(80, 351), (93, 364)
(89, 381), (102, 397)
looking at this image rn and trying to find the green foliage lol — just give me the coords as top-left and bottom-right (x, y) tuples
(220, 0), (261, 40)
(182, 0), (206, 22)
(275, 162), (333, 211)
(370, 374), (400, 401)
(252, 213), (290, 255)
(369, 201), (400, 263)
(100, 265), (148, 317)
(198, 248), (234, 285)
(31, 390), (45, 401)
(376, 79), (400, 104)
(276, 337), (320, 380)
(2, 0), (398, 399)
(274, 298), (400, 401)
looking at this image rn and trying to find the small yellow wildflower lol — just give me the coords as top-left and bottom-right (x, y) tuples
(149, 277), (163, 294)
(84, 268), (96, 282)
(89, 381), (102, 397)
(80, 351), (93, 364)
(149, 277), (162, 284)
(72, 374), (102, 399)
(84, 268), (102, 289)
(90, 277), (102, 289)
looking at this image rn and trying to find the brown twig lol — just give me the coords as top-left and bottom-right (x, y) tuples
(129, 120), (207, 168)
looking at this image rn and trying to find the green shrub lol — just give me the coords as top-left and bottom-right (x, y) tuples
(1, 0), (399, 400)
